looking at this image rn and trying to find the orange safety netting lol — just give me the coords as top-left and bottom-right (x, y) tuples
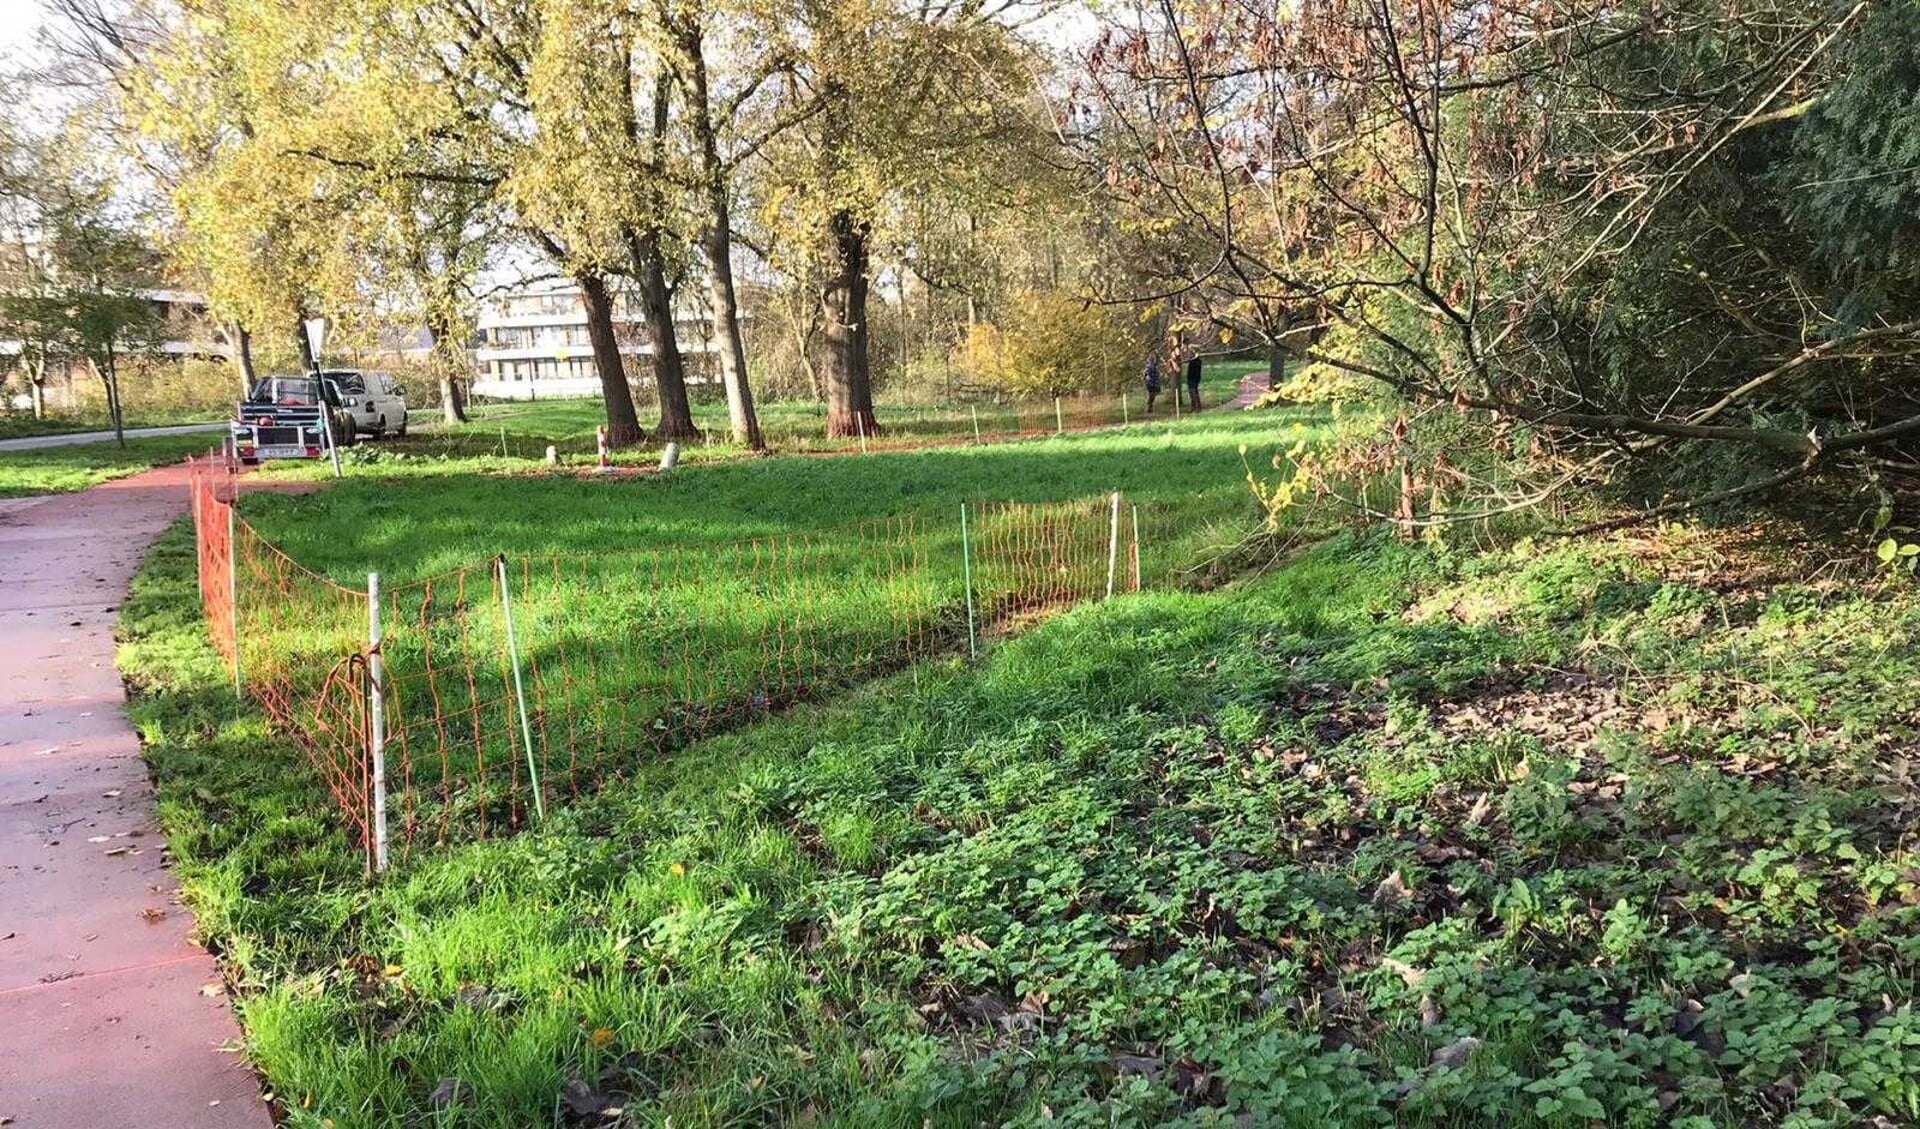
(189, 454), (377, 864)
(190, 453), (1142, 867)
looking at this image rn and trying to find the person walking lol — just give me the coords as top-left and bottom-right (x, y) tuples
(1185, 353), (1204, 411)
(1143, 352), (1163, 414)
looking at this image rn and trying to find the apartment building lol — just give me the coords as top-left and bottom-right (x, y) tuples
(471, 277), (719, 399)
(1, 285), (238, 411)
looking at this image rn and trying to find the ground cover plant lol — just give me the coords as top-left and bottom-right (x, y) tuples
(125, 455), (1920, 1127)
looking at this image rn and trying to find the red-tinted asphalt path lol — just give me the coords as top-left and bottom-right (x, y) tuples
(1223, 369), (1272, 410)
(0, 463), (269, 1128)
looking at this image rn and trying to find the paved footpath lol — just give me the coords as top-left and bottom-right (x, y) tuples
(1222, 369), (1273, 410)
(0, 463), (269, 1128)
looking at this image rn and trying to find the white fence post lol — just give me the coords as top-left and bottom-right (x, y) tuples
(367, 571), (389, 873)
(1055, 396), (1063, 434)
(1105, 491), (1122, 599)
(496, 556), (546, 821)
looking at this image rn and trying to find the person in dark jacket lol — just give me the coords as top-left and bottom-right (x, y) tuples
(1143, 354), (1163, 414)
(1185, 354), (1204, 410)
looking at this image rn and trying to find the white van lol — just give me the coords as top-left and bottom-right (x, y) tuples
(320, 369), (409, 440)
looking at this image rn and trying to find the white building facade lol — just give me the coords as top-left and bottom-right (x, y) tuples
(471, 278), (720, 400)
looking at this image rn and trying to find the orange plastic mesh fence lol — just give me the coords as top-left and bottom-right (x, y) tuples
(189, 454), (378, 866)
(777, 393), (1168, 456)
(189, 459), (1141, 865)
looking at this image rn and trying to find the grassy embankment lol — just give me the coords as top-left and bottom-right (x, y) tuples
(120, 377), (1919, 1127)
(270, 362), (1260, 474)
(0, 431), (223, 498)
(221, 399), (1309, 848)
(0, 360), (1256, 497)
(0, 404), (226, 440)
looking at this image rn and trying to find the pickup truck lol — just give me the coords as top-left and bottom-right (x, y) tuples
(228, 371), (408, 464)
(229, 375), (352, 464)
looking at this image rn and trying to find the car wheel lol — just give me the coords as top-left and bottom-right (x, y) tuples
(396, 414), (408, 437)
(337, 417), (357, 446)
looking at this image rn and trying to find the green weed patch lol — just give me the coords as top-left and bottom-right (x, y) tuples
(123, 507), (1920, 1127)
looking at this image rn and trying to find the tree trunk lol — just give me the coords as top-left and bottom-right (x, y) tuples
(229, 323), (257, 393)
(703, 198), (758, 448)
(631, 232), (699, 440)
(678, 36), (762, 450)
(93, 348), (124, 448)
(579, 272), (644, 446)
(822, 208), (878, 438)
(295, 312), (317, 372)
(438, 366), (467, 424)
(425, 311), (468, 424)
(25, 353), (46, 419)
(1267, 342), (1286, 391)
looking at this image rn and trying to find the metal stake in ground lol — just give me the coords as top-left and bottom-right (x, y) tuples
(306, 318), (342, 478)
(960, 502), (978, 659)
(496, 556), (546, 821)
(971, 405), (981, 444)
(1105, 491), (1122, 599)
(1055, 396), (1064, 435)
(1131, 503), (1143, 590)
(319, 402), (344, 478)
(366, 571), (389, 873)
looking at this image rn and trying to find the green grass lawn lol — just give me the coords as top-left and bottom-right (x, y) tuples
(0, 360), (1263, 496)
(379, 361), (1257, 467)
(242, 403), (1307, 582)
(122, 508), (1920, 1126)
(0, 431), (216, 497)
(0, 405), (224, 440)
(220, 401), (1320, 855)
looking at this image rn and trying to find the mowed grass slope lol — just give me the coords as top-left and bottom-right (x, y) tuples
(224, 400), (1317, 857)
(0, 431), (216, 497)
(421, 362), (1258, 464)
(123, 488), (1920, 1126)
(239, 404), (1308, 584)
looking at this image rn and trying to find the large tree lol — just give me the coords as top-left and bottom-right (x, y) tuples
(746, 0), (1044, 437)
(1081, 0), (1920, 523)
(649, 0), (819, 449)
(0, 131), (161, 443)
